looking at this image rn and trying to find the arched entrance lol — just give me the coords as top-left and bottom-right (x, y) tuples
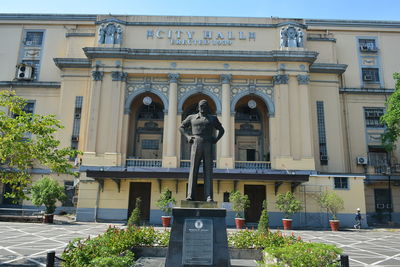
(234, 95), (270, 163)
(127, 93), (164, 165)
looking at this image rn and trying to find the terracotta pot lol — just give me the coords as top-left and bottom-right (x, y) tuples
(235, 218), (246, 229)
(43, 214), (54, 224)
(282, 219), (293, 230)
(161, 216), (172, 227)
(329, 220), (340, 231)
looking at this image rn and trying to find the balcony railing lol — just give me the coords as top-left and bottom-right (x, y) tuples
(126, 158), (162, 167)
(180, 160), (217, 168)
(235, 161), (271, 169)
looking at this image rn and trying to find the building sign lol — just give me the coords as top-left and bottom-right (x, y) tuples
(147, 29), (256, 46)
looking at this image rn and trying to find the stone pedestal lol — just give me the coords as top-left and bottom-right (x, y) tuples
(165, 207), (230, 267)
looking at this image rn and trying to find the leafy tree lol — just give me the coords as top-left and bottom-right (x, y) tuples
(0, 90), (78, 202)
(229, 190), (250, 218)
(258, 200), (269, 233)
(31, 176), (66, 214)
(381, 73), (400, 152)
(155, 188), (176, 216)
(276, 191), (302, 219)
(317, 191), (344, 220)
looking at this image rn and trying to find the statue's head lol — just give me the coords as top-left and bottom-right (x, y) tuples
(198, 99), (210, 114)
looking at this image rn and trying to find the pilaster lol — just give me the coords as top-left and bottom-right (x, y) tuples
(163, 73), (179, 168)
(297, 75), (314, 160)
(219, 74), (234, 168)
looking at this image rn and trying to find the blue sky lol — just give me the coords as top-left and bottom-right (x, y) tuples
(1, 0), (399, 21)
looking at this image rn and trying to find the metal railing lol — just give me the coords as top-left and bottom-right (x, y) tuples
(126, 158), (162, 167)
(235, 161), (271, 169)
(179, 160), (217, 168)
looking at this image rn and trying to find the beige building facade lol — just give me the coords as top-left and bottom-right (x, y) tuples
(1, 14), (399, 227)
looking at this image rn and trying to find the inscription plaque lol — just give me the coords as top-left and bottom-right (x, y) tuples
(182, 219), (213, 265)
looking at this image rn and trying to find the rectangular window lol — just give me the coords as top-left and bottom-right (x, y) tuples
(71, 96), (83, 150)
(364, 107), (384, 128)
(142, 139), (159, 150)
(334, 177), (349, 189)
(316, 101), (328, 165)
(24, 31), (44, 46)
(359, 39), (378, 52)
(362, 68), (380, 82)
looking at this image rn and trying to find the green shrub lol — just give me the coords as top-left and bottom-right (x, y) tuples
(258, 200), (269, 233)
(128, 197), (142, 227)
(317, 191), (344, 220)
(31, 176), (66, 214)
(229, 190), (250, 218)
(62, 226), (170, 266)
(275, 191), (302, 219)
(228, 230), (297, 249)
(265, 242), (342, 267)
(155, 188), (176, 215)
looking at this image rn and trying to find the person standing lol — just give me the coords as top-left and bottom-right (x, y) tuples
(179, 100), (225, 202)
(354, 208), (362, 229)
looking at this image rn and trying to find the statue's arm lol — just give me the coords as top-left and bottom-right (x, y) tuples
(179, 116), (193, 143)
(213, 118), (225, 144)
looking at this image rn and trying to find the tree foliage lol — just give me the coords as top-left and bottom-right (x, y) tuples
(31, 176), (66, 214)
(229, 190), (250, 218)
(0, 90), (78, 202)
(275, 191), (302, 219)
(258, 200), (269, 232)
(381, 73), (400, 152)
(155, 188), (176, 215)
(128, 197), (142, 227)
(317, 191), (344, 220)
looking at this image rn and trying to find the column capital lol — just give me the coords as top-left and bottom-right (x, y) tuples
(297, 74), (310, 85)
(273, 74), (289, 85)
(168, 73), (180, 83)
(220, 74), (232, 84)
(92, 71), (104, 81)
(111, 71), (128, 81)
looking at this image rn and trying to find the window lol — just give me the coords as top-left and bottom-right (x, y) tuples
(362, 68), (380, 82)
(223, 192), (230, 202)
(71, 96), (83, 150)
(368, 147), (388, 167)
(334, 177), (348, 189)
(316, 101), (328, 165)
(359, 39), (378, 52)
(24, 31), (44, 46)
(142, 139), (159, 150)
(364, 108), (384, 128)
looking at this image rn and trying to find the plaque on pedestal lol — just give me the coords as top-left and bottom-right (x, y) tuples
(165, 208), (230, 267)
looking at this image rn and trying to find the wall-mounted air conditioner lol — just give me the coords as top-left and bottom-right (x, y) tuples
(16, 64), (33, 80)
(357, 156), (368, 165)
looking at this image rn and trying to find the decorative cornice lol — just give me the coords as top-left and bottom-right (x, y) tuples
(307, 37), (336, 42)
(92, 71), (104, 81)
(221, 74), (232, 84)
(0, 13), (97, 21)
(297, 74), (310, 85)
(310, 63), (347, 74)
(168, 73), (180, 83)
(54, 58), (91, 69)
(306, 19), (400, 28)
(273, 74), (289, 85)
(0, 81), (61, 88)
(83, 47), (319, 63)
(66, 32), (95, 37)
(111, 71), (128, 81)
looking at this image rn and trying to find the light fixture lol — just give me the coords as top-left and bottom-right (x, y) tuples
(248, 100), (256, 109)
(143, 96), (152, 105)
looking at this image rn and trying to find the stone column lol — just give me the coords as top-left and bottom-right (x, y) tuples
(297, 75), (314, 160)
(163, 73), (179, 168)
(273, 74), (290, 158)
(85, 70), (103, 154)
(219, 74), (234, 168)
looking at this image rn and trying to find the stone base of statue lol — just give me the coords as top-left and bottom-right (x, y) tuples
(165, 203), (230, 267)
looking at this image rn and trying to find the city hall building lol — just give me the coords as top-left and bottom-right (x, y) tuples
(0, 13), (400, 228)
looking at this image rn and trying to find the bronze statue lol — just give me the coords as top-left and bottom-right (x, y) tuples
(180, 100), (225, 202)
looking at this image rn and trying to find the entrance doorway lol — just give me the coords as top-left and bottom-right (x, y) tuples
(128, 182), (151, 222)
(244, 185), (266, 223)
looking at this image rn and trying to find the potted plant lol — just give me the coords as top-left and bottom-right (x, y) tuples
(276, 191), (302, 230)
(229, 190), (250, 229)
(31, 176), (66, 223)
(317, 191), (344, 231)
(155, 189), (176, 227)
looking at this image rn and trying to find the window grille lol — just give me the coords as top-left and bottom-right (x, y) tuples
(71, 96), (83, 150)
(359, 39), (377, 52)
(364, 108), (384, 128)
(142, 139), (159, 150)
(316, 101), (328, 165)
(362, 68), (380, 82)
(25, 32), (43, 46)
(334, 177), (348, 189)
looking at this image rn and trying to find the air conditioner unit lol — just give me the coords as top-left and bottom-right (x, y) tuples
(363, 74), (373, 81)
(357, 156), (368, 165)
(16, 64), (33, 80)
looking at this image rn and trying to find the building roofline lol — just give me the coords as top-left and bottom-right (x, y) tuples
(306, 19), (400, 28)
(0, 13), (97, 21)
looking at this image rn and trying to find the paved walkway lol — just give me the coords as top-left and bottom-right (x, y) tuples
(0, 221), (400, 266)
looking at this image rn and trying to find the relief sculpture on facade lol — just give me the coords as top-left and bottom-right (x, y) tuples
(98, 23), (123, 45)
(280, 25), (304, 48)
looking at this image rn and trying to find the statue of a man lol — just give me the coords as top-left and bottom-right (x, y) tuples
(180, 100), (225, 202)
